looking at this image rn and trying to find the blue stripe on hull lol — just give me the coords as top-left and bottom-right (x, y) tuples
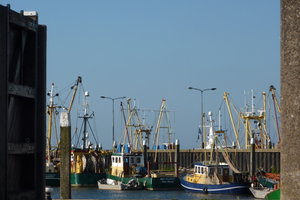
(180, 178), (249, 194)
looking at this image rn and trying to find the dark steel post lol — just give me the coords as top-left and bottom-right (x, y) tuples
(0, 5), (9, 200)
(36, 24), (47, 200)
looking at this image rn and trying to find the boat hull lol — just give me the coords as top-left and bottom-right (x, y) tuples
(97, 180), (122, 190)
(249, 187), (273, 199)
(264, 189), (280, 200)
(71, 173), (106, 186)
(46, 172), (106, 187)
(106, 173), (182, 191)
(46, 172), (60, 187)
(180, 177), (249, 194)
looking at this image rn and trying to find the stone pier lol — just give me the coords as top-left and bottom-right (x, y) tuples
(281, 0), (300, 199)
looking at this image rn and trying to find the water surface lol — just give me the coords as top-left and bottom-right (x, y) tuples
(51, 187), (256, 199)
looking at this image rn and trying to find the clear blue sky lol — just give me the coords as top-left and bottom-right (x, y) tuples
(2, 1), (280, 149)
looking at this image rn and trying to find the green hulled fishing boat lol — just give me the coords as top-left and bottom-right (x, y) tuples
(97, 99), (181, 190)
(45, 77), (107, 187)
(46, 148), (107, 187)
(99, 150), (181, 190)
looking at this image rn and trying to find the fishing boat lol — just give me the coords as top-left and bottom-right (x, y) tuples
(70, 148), (107, 187)
(45, 77), (107, 187)
(180, 112), (249, 194)
(102, 147), (180, 190)
(70, 90), (107, 186)
(99, 99), (181, 190)
(180, 161), (249, 194)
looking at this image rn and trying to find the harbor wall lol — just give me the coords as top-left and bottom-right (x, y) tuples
(280, 0), (300, 199)
(147, 149), (280, 173)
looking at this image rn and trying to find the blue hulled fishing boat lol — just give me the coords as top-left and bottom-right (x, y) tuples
(180, 162), (249, 194)
(180, 112), (249, 194)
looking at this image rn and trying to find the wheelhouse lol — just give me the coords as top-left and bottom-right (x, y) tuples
(111, 153), (144, 168)
(111, 152), (144, 177)
(194, 162), (232, 178)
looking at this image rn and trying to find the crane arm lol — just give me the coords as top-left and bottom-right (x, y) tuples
(68, 76), (82, 113)
(223, 92), (241, 149)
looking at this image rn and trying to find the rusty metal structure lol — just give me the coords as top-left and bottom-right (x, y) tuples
(0, 4), (46, 200)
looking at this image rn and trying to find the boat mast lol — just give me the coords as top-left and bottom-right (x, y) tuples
(269, 85), (281, 145)
(206, 112), (215, 149)
(153, 99), (173, 163)
(46, 83), (59, 165)
(80, 91), (92, 150)
(120, 101), (132, 152)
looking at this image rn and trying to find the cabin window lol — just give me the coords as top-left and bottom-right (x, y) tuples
(112, 157), (115, 163)
(124, 157), (129, 163)
(201, 167), (204, 174)
(223, 168), (229, 176)
(209, 168), (215, 176)
(137, 157), (141, 163)
(217, 167), (222, 175)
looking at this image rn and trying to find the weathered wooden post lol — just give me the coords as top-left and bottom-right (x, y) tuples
(175, 139), (180, 177)
(281, 0), (300, 199)
(60, 111), (71, 199)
